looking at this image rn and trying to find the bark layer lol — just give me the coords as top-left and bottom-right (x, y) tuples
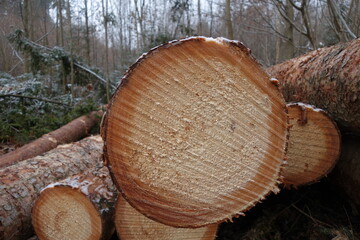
(115, 197), (218, 240)
(0, 135), (103, 240)
(32, 167), (118, 240)
(267, 39), (360, 134)
(102, 37), (288, 227)
(0, 110), (103, 168)
(283, 103), (341, 187)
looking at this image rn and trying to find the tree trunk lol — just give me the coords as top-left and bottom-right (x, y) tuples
(84, 0), (91, 65)
(102, 37), (288, 227)
(0, 110), (103, 168)
(283, 103), (341, 187)
(32, 167), (118, 240)
(225, 0), (234, 39)
(0, 136), (103, 240)
(115, 197), (218, 240)
(267, 38), (360, 135)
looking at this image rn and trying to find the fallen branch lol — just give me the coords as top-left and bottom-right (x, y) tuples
(0, 136), (103, 240)
(0, 110), (103, 168)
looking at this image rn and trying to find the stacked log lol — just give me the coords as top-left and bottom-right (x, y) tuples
(115, 197), (218, 240)
(101, 37), (288, 227)
(0, 135), (103, 240)
(283, 103), (341, 187)
(32, 167), (118, 240)
(267, 38), (360, 135)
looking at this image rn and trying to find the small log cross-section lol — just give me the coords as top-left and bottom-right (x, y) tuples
(115, 197), (218, 240)
(0, 135), (103, 240)
(267, 39), (360, 134)
(32, 167), (118, 240)
(0, 110), (103, 168)
(283, 103), (341, 187)
(102, 37), (288, 227)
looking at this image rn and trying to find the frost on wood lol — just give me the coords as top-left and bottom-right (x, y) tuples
(115, 196), (218, 240)
(283, 103), (341, 187)
(32, 167), (118, 240)
(267, 39), (360, 134)
(102, 37), (288, 227)
(0, 135), (103, 240)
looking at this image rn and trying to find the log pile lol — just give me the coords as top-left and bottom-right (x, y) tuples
(32, 167), (118, 240)
(1, 37), (358, 239)
(0, 135), (103, 240)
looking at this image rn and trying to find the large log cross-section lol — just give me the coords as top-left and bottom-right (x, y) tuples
(102, 37), (288, 227)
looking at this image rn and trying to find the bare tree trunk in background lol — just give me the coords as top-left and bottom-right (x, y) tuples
(197, 0), (202, 35)
(134, 0), (146, 48)
(66, 0), (75, 98)
(225, 0), (234, 39)
(84, 0), (91, 65)
(42, 1), (49, 46)
(102, 0), (110, 103)
(57, 0), (64, 46)
(327, 0), (357, 42)
(279, 0), (294, 62)
(22, 0), (31, 72)
(208, 0), (214, 36)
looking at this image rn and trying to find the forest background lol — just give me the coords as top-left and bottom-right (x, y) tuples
(0, 0), (359, 146)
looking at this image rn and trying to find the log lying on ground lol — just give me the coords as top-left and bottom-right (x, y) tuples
(32, 167), (118, 240)
(115, 197), (218, 240)
(102, 37), (288, 227)
(0, 135), (103, 240)
(267, 38), (360, 135)
(0, 110), (103, 168)
(283, 103), (341, 187)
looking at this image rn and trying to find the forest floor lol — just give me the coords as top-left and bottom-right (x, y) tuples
(215, 179), (360, 240)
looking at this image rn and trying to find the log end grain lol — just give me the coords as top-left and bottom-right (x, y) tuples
(283, 103), (341, 187)
(115, 197), (218, 240)
(102, 37), (288, 227)
(32, 186), (102, 240)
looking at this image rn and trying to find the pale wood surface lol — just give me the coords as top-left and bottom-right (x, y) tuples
(283, 103), (341, 187)
(0, 136), (103, 240)
(115, 197), (218, 240)
(32, 167), (118, 240)
(102, 37), (288, 227)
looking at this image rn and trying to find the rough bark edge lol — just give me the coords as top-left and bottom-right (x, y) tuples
(267, 38), (360, 135)
(101, 36), (289, 228)
(32, 167), (118, 240)
(0, 135), (104, 240)
(0, 109), (104, 168)
(282, 102), (341, 188)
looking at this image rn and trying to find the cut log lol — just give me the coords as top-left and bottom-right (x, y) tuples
(115, 196), (218, 240)
(32, 167), (118, 240)
(283, 103), (341, 187)
(267, 38), (360, 135)
(0, 110), (103, 168)
(102, 37), (288, 227)
(0, 135), (103, 240)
